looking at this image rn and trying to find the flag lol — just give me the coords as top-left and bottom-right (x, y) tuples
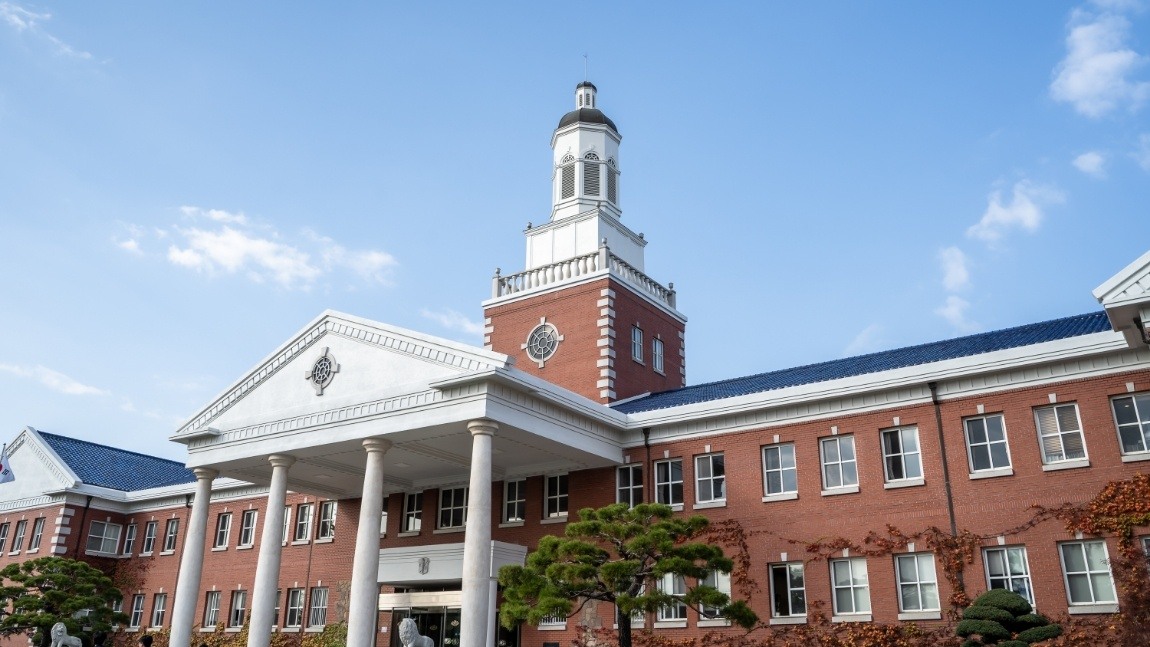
(0, 445), (14, 484)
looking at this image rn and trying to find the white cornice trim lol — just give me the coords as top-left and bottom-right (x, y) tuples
(1093, 249), (1150, 306)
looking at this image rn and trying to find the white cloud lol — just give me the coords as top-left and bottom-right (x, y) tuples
(1134, 133), (1150, 171)
(938, 246), (971, 291)
(842, 324), (886, 357)
(0, 363), (109, 396)
(966, 180), (1065, 243)
(180, 205), (248, 226)
(421, 308), (484, 337)
(0, 2), (91, 59)
(311, 231), (397, 285)
(1073, 150), (1108, 177)
(1050, 9), (1150, 117)
(167, 226), (322, 288)
(934, 296), (980, 333)
(117, 238), (142, 254)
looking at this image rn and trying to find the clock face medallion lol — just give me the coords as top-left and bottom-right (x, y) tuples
(522, 319), (563, 368)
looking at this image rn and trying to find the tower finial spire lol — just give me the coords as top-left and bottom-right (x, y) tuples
(583, 53), (589, 81)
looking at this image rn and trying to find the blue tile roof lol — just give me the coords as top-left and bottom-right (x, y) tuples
(613, 311), (1113, 414)
(37, 431), (195, 491)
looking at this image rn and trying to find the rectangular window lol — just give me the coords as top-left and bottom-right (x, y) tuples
(830, 558), (871, 615)
(617, 465), (643, 507)
(631, 326), (644, 362)
(1059, 540), (1117, 605)
(655, 459), (684, 506)
(141, 519), (157, 553)
(882, 427), (922, 483)
(504, 480), (525, 523)
(984, 547), (1034, 604)
(203, 591), (221, 628)
(307, 587), (328, 628)
(820, 436), (858, 490)
(85, 520), (121, 554)
(163, 518), (179, 552)
(284, 588), (305, 628)
(28, 518), (44, 551)
(965, 414), (1012, 472)
(439, 487), (467, 529)
(151, 593), (167, 627)
(895, 553), (940, 612)
(700, 570), (732, 619)
(12, 519), (27, 552)
(695, 453), (726, 504)
(214, 513), (232, 549)
(238, 510), (257, 547)
(281, 505), (291, 544)
(403, 492), (424, 532)
(539, 611), (566, 626)
(0, 522), (8, 552)
(545, 474), (568, 518)
(1035, 403), (1087, 464)
(129, 594), (145, 628)
(770, 563), (807, 618)
(656, 573), (687, 621)
(1112, 393), (1150, 455)
(652, 338), (665, 374)
(229, 590), (247, 627)
(122, 523), (137, 555)
(762, 444), (798, 497)
(294, 503), (313, 541)
(316, 501), (336, 540)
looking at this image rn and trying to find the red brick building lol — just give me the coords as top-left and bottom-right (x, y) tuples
(2, 82), (1149, 647)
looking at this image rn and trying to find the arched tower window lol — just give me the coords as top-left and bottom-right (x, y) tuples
(560, 154), (576, 199)
(578, 94), (583, 107)
(607, 158), (618, 204)
(583, 152), (600, 197)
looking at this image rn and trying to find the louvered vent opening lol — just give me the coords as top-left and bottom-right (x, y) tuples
(561, 165), (575, 199)
(584, 161), (600, 196)
(607, 169), (617, 203)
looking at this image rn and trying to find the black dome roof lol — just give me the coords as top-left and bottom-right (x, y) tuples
(557, 108), (619, 133)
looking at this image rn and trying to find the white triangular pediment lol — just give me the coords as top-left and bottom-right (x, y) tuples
(172, 311), (510, 439)
(0, 428), (80, 508)
(1093, 249), (1150, 308)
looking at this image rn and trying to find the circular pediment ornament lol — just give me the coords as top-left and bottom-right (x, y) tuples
(304, 347), (340, 395)
(522, 317), (563, 368)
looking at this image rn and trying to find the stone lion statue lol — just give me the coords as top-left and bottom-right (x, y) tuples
(49, 623), (82, 647)
(398, 617), (434, 647)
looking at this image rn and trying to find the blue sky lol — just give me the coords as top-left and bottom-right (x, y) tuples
(1, 2), (1147, 461)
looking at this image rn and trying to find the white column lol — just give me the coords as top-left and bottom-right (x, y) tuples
(460, 419), (497, 647)
(169, 467), (218, 647)
(347, 438), (392, 647)
(246, 454), (295, 647)
(486, 579), (499, 647)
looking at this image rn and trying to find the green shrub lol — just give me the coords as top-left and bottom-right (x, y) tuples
(961, 640), (981, 647)
(962, 604), (1015, 625)
(1012, 613), (1050, 631)
(1016, 624), (1063, 643)
(998, 641), (1029, 647)
(970, 589), (1033, 616)
(956, 618), (1012, 641)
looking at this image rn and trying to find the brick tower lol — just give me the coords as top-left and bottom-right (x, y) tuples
(483, 82), (686, 403)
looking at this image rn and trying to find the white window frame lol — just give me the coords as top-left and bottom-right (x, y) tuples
(700, 570), (732, 621)
(28, 517), (45, 551)
(504, 480), (525, 523)
(141, 520), (157, 554)
(1059, 540), (1118, 611)
(881, 427), (923, 486)
(655, 458), (684, 506)
(238, 510), (257, 548)
(545, 474), (569, 518)
(203, 590), (221, 628)
(830, 557), (871, 618)
(316, 501), (336, 540)
(122, 523), (137, 555)
(11, 519), (26, 552)
(617, 464), (643, 507)
(439, 487), (468, 529)
(895, 553), (940, 616)
(307, 587), (328, 628)
(229, 590), (247, 628)
(984, 546), (1034, 604)
(631, 325), (643, 363)
(1035, 403), (1088, 467)
(694, 453), (726, 505)
(284, 588), (305, 628)
(652, 337), (665, 374)
(151, 593), (167, 628)
(85, 520), (122, 555)
(294, 503), (313, 542)
(656, 573), (687, 622)
(281, 505), (291, 545)
(820, 435), (858, 493)
(0, 522), (9, 553)
(1111, 392), (1150, 457)
(769, 562), (806, 621)
(403, 492), (423, 533)
(214, 512), (232, 549)
(964, 414), (1013, 475)
(163, 518), (179, 552)
(762, 443), (798, 500)
(129, 594), (145, 629)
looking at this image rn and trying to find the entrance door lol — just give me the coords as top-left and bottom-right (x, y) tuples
(390, 608), (462, 647)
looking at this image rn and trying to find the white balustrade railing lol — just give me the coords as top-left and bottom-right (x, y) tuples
(492, 245), (676, 309)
